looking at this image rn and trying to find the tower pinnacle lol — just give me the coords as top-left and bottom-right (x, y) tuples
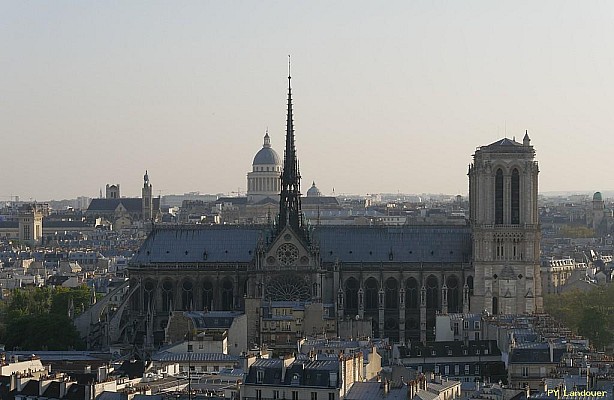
(278, 58), (306, 239)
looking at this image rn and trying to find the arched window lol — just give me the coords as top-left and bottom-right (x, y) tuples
(162, 280), (174, 312)
(492, 297), (499, 315)
(345, 278), (359, 310)
(495, 168), (503, 224)
(221, 279), (234, 310)
(182, 280), (193, 310)
(426, 275), (439, 309)
(405, 278), (418, 309)
(202, 280), (213, 311)
(446, 275), (460, 312)
(143, 280), (156, 312)
(511, 168), (520, 224)
(365, 278), (379, 310)
(385, 278), (398, 309)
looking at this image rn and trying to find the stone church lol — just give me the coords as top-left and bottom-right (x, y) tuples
(127, 72), (543, 347)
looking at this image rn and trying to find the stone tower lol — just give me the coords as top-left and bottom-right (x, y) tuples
(468, 131), (543, 314)
(142, 170), (153, 221)
(106, 184), (120, 199)
(18, 204), (43, 246)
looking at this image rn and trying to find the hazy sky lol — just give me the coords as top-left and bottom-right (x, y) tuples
(2, 1), (614, 200)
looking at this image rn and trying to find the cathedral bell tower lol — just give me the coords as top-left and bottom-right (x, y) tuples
(142, 170), (153, 221)
(469, 132), (543, 314)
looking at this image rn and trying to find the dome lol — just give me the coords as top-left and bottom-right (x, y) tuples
(253, 132), (281, 166)
(307, 181), (322, 197)
(593, 192), (603, 201)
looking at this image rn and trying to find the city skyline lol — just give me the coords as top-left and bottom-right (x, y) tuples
(3, 1), (614, 200)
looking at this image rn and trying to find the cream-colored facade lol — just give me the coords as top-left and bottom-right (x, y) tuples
(247, 132), (282, 203)
(469, 133), (543, 314)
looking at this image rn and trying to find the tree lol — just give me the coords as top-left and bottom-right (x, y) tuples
(0, 286), (90, 350)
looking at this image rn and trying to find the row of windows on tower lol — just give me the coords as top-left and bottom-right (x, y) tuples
(495, 168), (521, 225)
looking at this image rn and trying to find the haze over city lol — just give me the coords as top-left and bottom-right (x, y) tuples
(3, 1), (614, 200)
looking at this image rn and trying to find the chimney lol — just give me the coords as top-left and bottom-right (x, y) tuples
(59, 381), (67, 398)
(281, 355), (295, 382)
(407, 380), (416, 399)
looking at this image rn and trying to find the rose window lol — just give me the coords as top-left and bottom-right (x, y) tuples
(276, 243), (299, 266)
(265, 274), (311, 301)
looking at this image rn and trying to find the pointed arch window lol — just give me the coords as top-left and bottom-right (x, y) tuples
(385, 278), (398, 309)
(495, 169), (503, 224)
(426, 275), (439, 309)
(365, 278), (379, 310)
(511, 168), (520, 224)
(405, 278), (418, 309)
(221, 279), (234, 310)
(345, 278), (359, 310)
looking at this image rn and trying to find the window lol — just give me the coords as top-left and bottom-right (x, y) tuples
(453, 323), (459, 335)
(311, 393), (318, 400)
(256, 390), (262, 400)
(444, 365), (449, 375)
(474, 332), (480, 341)
(447, 349), (452, 356)
(274, 391), (280, 399)
(463, 321), (469, 330)
(257, 370), (264, 383)
(475, 365), (480, 375)
(465, 365), (470, 375)
(292, 392), (299, 400)
(329, 394), (335, 400)
(495, 168), (503, 224)
(511, 169), (520, 224)
(474, 321), (480, 330)
(435, 365), (440, 374)
(484, 349), (488, 355)
(454, 365), (460, 375)
(522, 367), (529, 377)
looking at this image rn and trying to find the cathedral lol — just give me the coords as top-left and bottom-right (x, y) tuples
(127, 71), (543, 348)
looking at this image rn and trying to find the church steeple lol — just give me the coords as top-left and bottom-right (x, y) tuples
(278, 57), (305, 238)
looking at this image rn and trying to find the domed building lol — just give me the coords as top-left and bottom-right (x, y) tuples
(247, 131), (282, 203)
(306, 181), (322, 197)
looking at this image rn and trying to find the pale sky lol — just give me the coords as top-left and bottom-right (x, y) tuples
(2, 1), (614, 200)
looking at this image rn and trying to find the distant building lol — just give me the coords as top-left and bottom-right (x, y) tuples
(86, 172), (161, 230)
(18, 203), (43, 245)
(247, 131), (282, 204)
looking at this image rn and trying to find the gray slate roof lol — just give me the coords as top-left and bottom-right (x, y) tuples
(312, 225), (471, 263)
(87, 197), (160, 213)
(131, 224), (471, 266)
(131, 226), (265, 264)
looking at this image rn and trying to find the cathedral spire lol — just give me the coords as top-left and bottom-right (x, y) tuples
(278, 56), (305, 239)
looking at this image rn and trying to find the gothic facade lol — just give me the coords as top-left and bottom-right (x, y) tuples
(126, 73), (542, 348)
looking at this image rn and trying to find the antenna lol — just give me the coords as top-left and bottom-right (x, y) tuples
(288, 54), (291, 78)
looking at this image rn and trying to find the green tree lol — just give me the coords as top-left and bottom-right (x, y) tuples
(0, 285), (91, 350)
